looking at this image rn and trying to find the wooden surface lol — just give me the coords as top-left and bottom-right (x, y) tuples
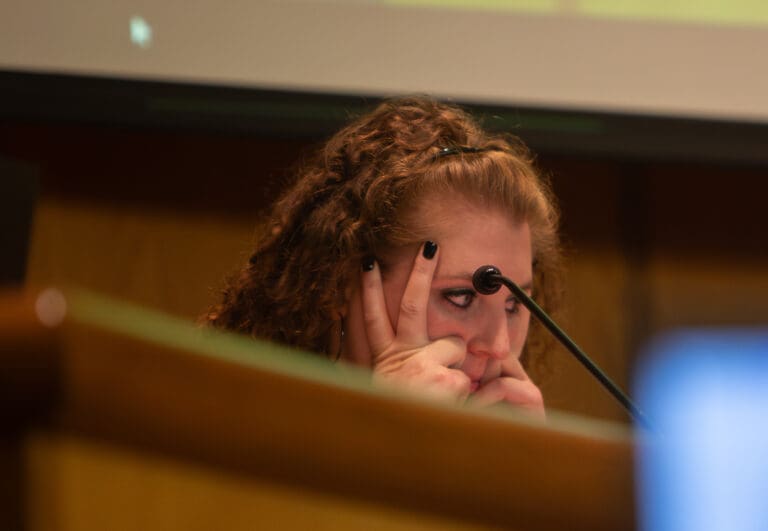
(1, 288), (636, 531)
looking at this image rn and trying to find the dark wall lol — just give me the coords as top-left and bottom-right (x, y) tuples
(2, 97), (767, 421)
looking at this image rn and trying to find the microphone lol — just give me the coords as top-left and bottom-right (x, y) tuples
(472, 265), (649, 428)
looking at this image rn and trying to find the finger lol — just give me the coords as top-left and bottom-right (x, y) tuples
(431, 366), (472, 403)
(396, 241), (439, 342)
(469, 377), (545, 418)
(467, 378), (507, 408)
(375, 337), (465, 378)
(360, 258), (395, 354)
(407, 366), (472, 404)
(415, 336), (467, 368)
(500, 356), (529, 381)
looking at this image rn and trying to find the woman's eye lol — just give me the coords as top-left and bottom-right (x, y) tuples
(443, 290), (475, 309)
(506, 298), (520, 314)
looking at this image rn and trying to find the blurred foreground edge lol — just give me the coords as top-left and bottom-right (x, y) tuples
(0, 287), (635, 531)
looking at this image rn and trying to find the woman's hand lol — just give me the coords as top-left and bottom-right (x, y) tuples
(468, 357), (546, 419)
(362, 243), (472, 403)
(360, 241), (544, 418)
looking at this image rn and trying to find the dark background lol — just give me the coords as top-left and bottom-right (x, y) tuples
(2, 70), (767, 421)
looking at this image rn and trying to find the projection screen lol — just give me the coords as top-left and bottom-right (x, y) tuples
(2, 0), (768, 124)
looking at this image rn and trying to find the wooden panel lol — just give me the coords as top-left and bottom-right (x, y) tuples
(2, 289), (636, 531)
(540, 250), (633, 421)
(25, 432), (491, 531)
(26, 198), (258, 320)
(647, 257), (768, 332)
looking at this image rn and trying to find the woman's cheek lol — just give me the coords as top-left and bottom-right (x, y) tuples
(512, 315), (532, 355)
(426, 301), (469, 342)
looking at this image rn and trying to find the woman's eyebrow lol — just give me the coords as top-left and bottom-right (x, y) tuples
(517, 280), (533, 293)
(438, 272), (534, 292)
(434, 271), (474, 283)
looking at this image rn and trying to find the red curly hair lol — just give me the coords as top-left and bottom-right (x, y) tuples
(205, 97), (563, 374)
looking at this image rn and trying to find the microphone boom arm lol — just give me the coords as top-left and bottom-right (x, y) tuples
(473, 265), (649, 428)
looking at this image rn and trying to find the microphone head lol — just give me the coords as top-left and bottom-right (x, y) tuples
(472, 265), (503, 295)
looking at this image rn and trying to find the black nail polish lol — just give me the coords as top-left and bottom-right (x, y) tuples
(423, 241), (437, 259)
(362, 256), (375, 271)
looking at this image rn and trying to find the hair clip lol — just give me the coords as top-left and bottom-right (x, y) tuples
(433, 145), (486, 160)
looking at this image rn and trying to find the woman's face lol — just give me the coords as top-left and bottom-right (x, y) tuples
(343, 200), (533, 391)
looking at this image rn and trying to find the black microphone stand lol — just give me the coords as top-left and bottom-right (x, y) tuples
(473, 265), (650, 429)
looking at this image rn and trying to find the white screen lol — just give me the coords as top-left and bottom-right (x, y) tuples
(2, 0), (768, 123)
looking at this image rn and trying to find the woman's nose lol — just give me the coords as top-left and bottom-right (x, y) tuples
(468, 309), (511, 360)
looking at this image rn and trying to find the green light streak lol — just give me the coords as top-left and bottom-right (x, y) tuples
(580, 0), (768, 27)
(148, 97), (353, 122)
(384, 0), (768, 28)
(483, 111), (605, 134)
(68, 288), (372, 393)
(385, 0), (556, 14)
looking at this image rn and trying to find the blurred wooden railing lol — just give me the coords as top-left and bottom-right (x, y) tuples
(0, 288), (635, 530)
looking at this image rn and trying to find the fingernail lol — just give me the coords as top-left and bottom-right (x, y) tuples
(422, 241), (437, 259)
(361, 256), (375, 271)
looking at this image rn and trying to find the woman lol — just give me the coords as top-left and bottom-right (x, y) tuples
(205, 97), (563, 417)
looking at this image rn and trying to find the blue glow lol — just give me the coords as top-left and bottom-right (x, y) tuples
(635, 329), (768, 531)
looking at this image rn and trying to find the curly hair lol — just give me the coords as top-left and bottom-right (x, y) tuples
(205, 96), (563, 375)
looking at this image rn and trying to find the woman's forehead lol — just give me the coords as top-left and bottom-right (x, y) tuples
(408, 195), (521, 237)
(403, 201), (533, 279)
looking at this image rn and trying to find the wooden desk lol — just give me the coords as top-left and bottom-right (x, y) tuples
(1, 288), (635, 530)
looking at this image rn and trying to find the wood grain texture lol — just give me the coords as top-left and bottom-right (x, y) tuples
(2, 289), (635, 531)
